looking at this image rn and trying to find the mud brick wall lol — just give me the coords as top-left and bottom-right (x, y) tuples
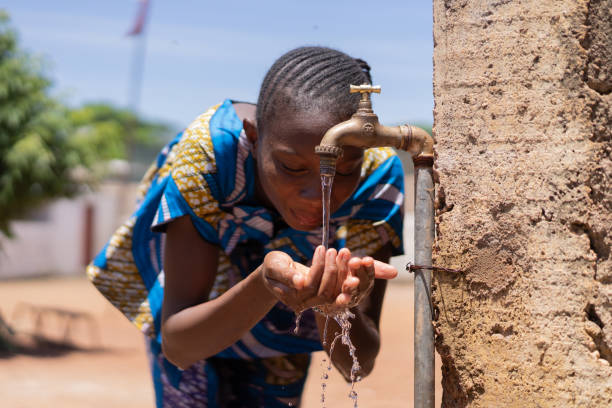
(432, 0), (611, 406)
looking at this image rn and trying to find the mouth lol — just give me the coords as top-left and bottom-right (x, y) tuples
(290, 208), (322, 229)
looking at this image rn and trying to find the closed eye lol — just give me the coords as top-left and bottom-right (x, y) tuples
(335, 169), (357, 177)
(335, 162), (362, 177)
(281, 162), (308, 174)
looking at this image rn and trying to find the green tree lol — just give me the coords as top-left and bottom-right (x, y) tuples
(0, 11), (84, 236)
(68, 103), (170, 171)
(0, 11), (172, 236)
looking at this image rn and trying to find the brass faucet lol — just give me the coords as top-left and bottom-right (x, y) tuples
(315, 84), (434, 176)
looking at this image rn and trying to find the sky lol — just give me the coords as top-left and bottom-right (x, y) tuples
(3, 1), (433, 131)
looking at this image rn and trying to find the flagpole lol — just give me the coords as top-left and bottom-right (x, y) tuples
(119, 0), (151, 220)
(126, 0), (151, 171)
(128, 21), (148, 114)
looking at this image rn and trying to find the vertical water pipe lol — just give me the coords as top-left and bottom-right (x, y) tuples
(413, 159), (435, 408)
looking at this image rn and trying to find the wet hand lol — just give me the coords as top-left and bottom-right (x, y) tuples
(261, 246), (355, 312)
(261, 246), (397, 313)
(261, 250), (311, 312)
(317, 248), (398, 312)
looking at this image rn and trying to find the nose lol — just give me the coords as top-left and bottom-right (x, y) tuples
(298, 177), (323, 202)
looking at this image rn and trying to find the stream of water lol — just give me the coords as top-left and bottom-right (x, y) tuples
(321, 175), (333, 249)
(292, 174), (362, 407)
(318, 174), (361, 408)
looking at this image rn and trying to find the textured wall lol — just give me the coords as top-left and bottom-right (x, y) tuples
(432, 0), (611, 406)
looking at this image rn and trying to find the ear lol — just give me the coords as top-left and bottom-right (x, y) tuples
(243, 118), (258, 150)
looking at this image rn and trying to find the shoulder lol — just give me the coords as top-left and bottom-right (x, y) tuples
(167, 100), (253, 209)
(176, 101), (230, 174)
(169, 100), (244, 189)
(360, 147), (404, 185)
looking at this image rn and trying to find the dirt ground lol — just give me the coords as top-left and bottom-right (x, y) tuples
(0, 276), (441, 407)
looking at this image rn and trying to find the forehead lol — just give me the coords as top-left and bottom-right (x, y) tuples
(261, 109), (362, 160)
(263, 108), (335, 145)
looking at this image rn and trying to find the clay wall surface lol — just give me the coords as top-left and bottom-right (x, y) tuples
(432, 0), (611, 406)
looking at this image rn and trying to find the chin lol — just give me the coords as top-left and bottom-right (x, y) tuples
(285, 218), (320, 232)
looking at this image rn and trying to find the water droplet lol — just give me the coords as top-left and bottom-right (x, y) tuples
(293, 311), (303, 335)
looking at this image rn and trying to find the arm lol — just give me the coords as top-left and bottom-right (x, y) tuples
(315, 244), (394, 381)
(160, 216), (278, 369)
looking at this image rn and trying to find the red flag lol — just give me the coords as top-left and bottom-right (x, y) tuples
(127, 0), (150, 36)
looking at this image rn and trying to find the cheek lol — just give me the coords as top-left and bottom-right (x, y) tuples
(331, 175), (361, 209)
(258, 160), (299, 203)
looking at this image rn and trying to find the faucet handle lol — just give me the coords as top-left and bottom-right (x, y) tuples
(350, 84), (381, 95)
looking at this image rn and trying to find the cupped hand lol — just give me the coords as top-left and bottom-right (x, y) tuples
(261, 246), (346, 312)
(317, 248), (398, 313)
(261, 246), (398, 313)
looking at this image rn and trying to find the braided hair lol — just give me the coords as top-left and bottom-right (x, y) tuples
(256, 46), (372, 133)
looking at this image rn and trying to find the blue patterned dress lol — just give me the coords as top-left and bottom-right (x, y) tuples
(87, 100), (405, 407)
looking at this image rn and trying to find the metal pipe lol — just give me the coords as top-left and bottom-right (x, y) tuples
(414, 163), (435, 408)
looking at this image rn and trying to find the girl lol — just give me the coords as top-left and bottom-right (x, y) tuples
(88, 46), (405, 407)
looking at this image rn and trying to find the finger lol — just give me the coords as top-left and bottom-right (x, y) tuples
(292, 273), (305, 289)
(373, 259), (398, 279)
(341, 275), (360, 293)
(347, 256), (398, 280)
(348, 256), (363, 277)
(348, 257), (373, 294)
(336, 248), (350, 295)
(317, 248), (339, 302)
(361, 257), (376, 280)
(304, 245), (325, 291)
(335, 292), (351, 306)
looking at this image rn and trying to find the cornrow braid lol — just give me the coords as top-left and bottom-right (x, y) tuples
(256, 46), (372, 133)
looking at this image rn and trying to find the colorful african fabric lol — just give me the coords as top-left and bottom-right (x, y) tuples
(87, 99), (405, 407)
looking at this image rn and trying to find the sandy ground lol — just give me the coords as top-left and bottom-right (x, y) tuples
(0, 276), (441, 407)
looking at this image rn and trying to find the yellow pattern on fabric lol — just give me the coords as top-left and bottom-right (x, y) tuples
(360, 147), (395, 179)
(344, 220), (399, 257)
(170, 104), (224, 230)
(86, 216), (154, 336)
(208, 251), (234, 300)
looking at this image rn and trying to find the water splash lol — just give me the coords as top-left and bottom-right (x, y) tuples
(293, 311), (303, 335)
(322, 315), (329, 347)
(332, 309), (361, 408)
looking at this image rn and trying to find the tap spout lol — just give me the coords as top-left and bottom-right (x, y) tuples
(315, 84), (434, 176)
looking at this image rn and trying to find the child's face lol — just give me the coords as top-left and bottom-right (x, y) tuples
(253, 109), (363, 231)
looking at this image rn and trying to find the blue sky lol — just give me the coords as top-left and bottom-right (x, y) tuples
(4, 1), (433, 130)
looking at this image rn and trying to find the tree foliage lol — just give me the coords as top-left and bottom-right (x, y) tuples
(0, 11), (81, 236)
(0, 12), (171, 236)
(68, 103), (170, 168)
